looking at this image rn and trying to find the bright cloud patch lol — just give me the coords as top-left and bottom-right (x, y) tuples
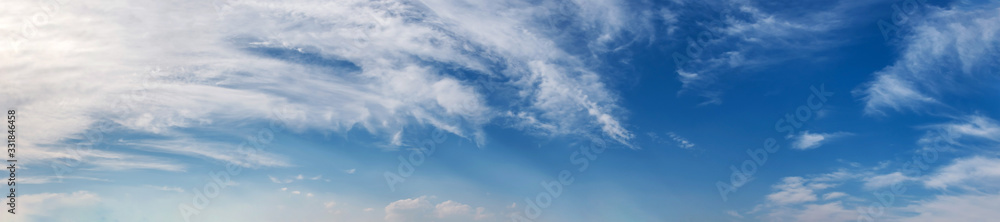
(384, 196), (492, 222)
(766, 177), (833, 205)
(924, 156), (1000, 190)
(791, 131), (850, 150)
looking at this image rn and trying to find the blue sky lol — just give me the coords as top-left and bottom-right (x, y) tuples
(3, 0), (1000, 221)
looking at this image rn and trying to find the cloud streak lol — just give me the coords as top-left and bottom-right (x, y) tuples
(2, 0), (649, 174)
(857, 6), (1000, 115)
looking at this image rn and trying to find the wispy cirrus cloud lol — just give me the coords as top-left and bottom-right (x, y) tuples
(648, 131), (696, 149)
(666, 132), (696, 149)
(2, 0), (651, 174)
(920, 114), (1000, 146)
(821, 192), (847, 200)
(857, 5), (1000, 115)
(20, 176), (111, 185)
(673, 0), (870, 104)
(863, 172), (914, 189)
(923, 156), (1000, 190)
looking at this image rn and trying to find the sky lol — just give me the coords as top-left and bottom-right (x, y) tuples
(1, 0), (1000, 221)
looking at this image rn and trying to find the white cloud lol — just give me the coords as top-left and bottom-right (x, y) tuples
(864, 172), (914, 189)
(14, 191), (101, 221)
(756, 174), (860, 222)
(649, 131), (696, 149)
(895, 193), (1000, 222)
(766, 177), (833, 205)
(811, 169), (856, 182)
(384, 196), (494, 222)
(757, 153), (1000, 222)
(857, 6), (1000, 115)
(675, 0), (866, 104)
(857, 74), (938, 115)
(751, 168), (866, 222)
(391, 131), (404, 146)
(122, 138), (290, 168)
(666, 132), (696, 149)
(777, 201), (857, 222)
(344, 169), (356, 174)
(145, 185), (185, 193)
(385, 196), (433, 222)
(924, 156), (1000, 190)
(791, 131), (850, 150)
(726, 210), (743, 218)
(792, 132), (827, 150)
(473, 207), (493, 220)
(433, 200), (471, 218)
(659, 8), (680, 35)
(938, 116), (1000, 140)
(874, 160), (892, 171)
(919, 115), (1000, 151)
(22, 147), (185, 173)
(2, 0), (645, 173)
(268, 175), (292, 184)
(822, 192), (847, 200)
(20, 176), (110, 184)
(87, 159), (186, 172)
